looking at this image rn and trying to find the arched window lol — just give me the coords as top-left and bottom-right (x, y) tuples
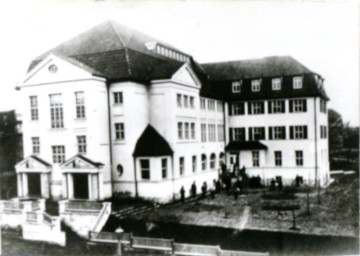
(117, 164), (123, 176)
(219, 152), (225, 166)
(201, 154), (207, 171)
(210, 153), (216, 169)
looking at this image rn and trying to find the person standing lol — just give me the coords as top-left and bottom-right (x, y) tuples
(180, 186), (185, 203)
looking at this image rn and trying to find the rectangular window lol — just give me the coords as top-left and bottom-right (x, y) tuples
(200, 98), (206, 110)
(32, 137), (40, 154)
(115, 123), (125, 140)
(178, 122), (183, 139)
(202, 155), (206, 170)
(252, 151), (260, 167)
(290, 125), (308, 139)
(232, 102), (245, 115)
(52, 146), (65, 164)
(217, 101), (223, 112)
(293, 76), (303, 89)
(50, 94), (64, 128)
(183, 95), (189, 108)
(190, 97), (195, 108)
(77, 135), (86, 154)
(217, 124), (224, 141)
(233, 128), (246, 141)
(192, 156), (197, 172)
(248, 101), (264, 114)
(161, 158), (167, 179)
(295, 151), (303, 166)
(140, 159), (150, 180)
(184, 122), (189, 139)
(30, 96), (39, 121)
(232, 81), (242, 93)
(75, 92), (86, 119)
(320, 99), (327, 113)
(289, 99), (307, 112)
(269, 126), (286, 140)
(251, 79), (261, 92)
(272, 78), (281, 90)
(208, 100), (215, 111)
(177, 94), (182, 107)
(179, 157), (184, 175)
(249, 127), (265, 140)
(320, 125), (327, 139)
(268, 100), (285, 113)
(113, 92), (123, 104)
(201, 123), (207, 142)
(191, 123), (196, 139)
(208, 124), (216, 142)
(274, 151), (282, 166)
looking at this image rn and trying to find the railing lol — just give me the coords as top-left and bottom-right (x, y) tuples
(89, 231), (131, 243)
(92, 203), (111, 232)
(2, 201), (23, 211)
(132, 236), (173, 250)
(26, 212), (38, 223)
(174, 243), (220, 255)
(65, 201), (103, 211)
(221, 250), (269, 256)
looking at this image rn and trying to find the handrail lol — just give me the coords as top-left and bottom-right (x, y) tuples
(2, 201), (23, 211)
(174, 243), (220, 255)
(132, 236), (173, 249)
(89, 231), (131, 243)
(221, 250), (269, 256)
(66, 201), (103, 211)
(92, 204), (108, 232)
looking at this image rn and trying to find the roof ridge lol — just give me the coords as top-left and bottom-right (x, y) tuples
(201, 55), (293, 66)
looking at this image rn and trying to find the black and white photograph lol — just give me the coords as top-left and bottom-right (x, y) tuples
(0, 0), (358, 255)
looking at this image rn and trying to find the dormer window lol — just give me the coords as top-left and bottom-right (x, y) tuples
(155, 44), (189, 62)
(272, 78), (281, 90)
(232, 81), (242, 93)
(293, 76), (303, 89)
(251, 79), (261, 92)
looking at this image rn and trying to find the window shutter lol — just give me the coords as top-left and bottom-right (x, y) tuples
(290, 126), (294, 139)
(242, 128), (246, 141)
(303, 99), (307, 112)
(229, 128), (233, 142)
(229, 103), (232, 115)
(241, 102), (245, 115)
(261, 102), (265, 114)
(262, 127), (265, 140)
(248, 102), (252, 115)
(289, 100), (293, 113)
(282, 126), (286, 139)
(248, 127), (253, 141)
(282, 101), (285, 113)
(304, 126), (308, 139)
(268, 127), (273, 140)
(268, 101), (272, 114)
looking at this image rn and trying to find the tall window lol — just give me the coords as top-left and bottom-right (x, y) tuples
(190, 97), (195, 108)
(320, 125), (327, 139)
(252, 151), (260, 167)
(320, 99), (327, 113)
(140, 159), (150, 179)
(290, 126), (308, 139)
(232, 127), (246, 141)
(274, 151), (282, 166)
(184, 123), (189, 139)
(289, 99), (307, 112)
(200, 98), (206, 110)
(268, 100), (285, 114)
(232, 102), (245, 115)
(232, 81), (242, 93)
(208, 124), (216, 142)
(217, 101), (223, 112)
(272, 78), (281, 90)
(191, 123), (196, 139)
(268, 126), (286, 140)
(183, 95), (189, 108)
(161, 158), (167, 179)
(201, 154), (207, 171)
(208, 100), (215, 111)
(52, 146), (65, 164)
(293, 76), (303, 89)
(248, 101), (264, 114)
(115, 123), (125, 140)
(295, 151), (303, 166)
(177, 94), (182, 107)
(178, 122), (183, 139)
(249, 127), (265, 140)
(30, 96), (39, 121)
(77, 135), (86, 154)
(50, 94), (64, 128)
(75, 92), (85, 119)
(251, 79), (261, 92)
(201, 123), (207, 142)
(217, 124), (224, 141)
(210, 153), (216, 169)
(192, 156), (197, 172)
(32, 137), (40, 154)
(114, 92), (123, 104)
(179, 157), (184, 175)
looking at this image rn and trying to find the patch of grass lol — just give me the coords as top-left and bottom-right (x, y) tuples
(183, 202), (223, 212)
(261, 193), (297, 200)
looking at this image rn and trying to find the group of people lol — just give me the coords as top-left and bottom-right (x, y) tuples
(179, 179), (225, 203)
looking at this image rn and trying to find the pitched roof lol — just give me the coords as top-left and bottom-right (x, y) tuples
(225, 141), (268, 151)
(30, 155), (52, 167)
(133, 125), (173, 157)
(61, 154), (104, 168)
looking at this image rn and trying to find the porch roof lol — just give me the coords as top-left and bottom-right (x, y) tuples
(225, 141), (268, 151)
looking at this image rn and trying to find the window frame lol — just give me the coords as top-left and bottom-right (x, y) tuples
(113, 92), (123, 105)
(252, 151), (260, 167)
(177, 94), (182, 107)
(77, 135), (87, 154)
(293, 76), (303, 89)
(191, 123), (196, 139)
(201, 123), (207, 142)
(251, 102), (264, 114)
(32, 137), (40, 154)
(251, 79), (261, 92)
(201, 154), (207, 171)
(232, 81), (242, 93)
(140, 159), (150, 180)
(30, 96), (39, 121)
(49, 94), (64, 129)
(295, 151), (303, 166)
(272, 78), (281, 90)
(161, 158), (167, 179)
(210, 153), (216, 169)
(232, 102), (245, 115)
(75, 92), (86, 119)
(179, 157), (184, 175)
(178, 122), (183, 140)
(115, 123), (125, 140)
(52, 145), (65, 164)
(192, 155), (197, 173)
(274, 151), (282, 166)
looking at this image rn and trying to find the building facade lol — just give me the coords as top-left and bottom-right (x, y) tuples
(15, 21), (329, 202)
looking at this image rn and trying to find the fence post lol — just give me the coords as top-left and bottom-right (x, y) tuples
(117, 239), (122, 255)
(171, 239), (175, 255)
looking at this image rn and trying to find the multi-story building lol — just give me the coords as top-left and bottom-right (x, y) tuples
(14, 21), (329, 202)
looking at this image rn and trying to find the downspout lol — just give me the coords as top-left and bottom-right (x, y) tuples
(106, 81), (114, 194)
(171, 153), (175, 201)
(313, 97), (320, 203)
(222, 100), (227, 178)
(133, 157), (138, 198)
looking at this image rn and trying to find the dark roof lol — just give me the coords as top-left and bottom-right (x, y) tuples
(75, 154), (104, 168)
(133, 125), (173, 157)
(225, 141), (268, 151)
(30, 155), (51, 167)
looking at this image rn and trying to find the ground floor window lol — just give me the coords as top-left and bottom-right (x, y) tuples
(210, 153), (216, 169)
(179, 157), (184, 175)
(274, 151), (282, 166)
(140, 159), (150, 179)
(295, 151), (303, 166)
(201, 154), (207, 171)
(162, 158), (167, 178)
(192, 156), (197, 172)
(252, 151), (259, 167)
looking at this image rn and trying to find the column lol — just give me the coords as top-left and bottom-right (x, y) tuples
(41, 173), (50, 198)
(22, 173), (28, 197)
(67, 174), (74, 199)
(92, 174), (99, 200)
(62, 173), (68, 198)
(17, 173), (23, 197)
(88, 174), (93, 200)
(98, 172), (104, 200)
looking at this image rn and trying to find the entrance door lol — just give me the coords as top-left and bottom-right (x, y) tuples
(73, 173), (89, 199)
(28, 173), (41, 197)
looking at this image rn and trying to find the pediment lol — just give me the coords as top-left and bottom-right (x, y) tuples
(171, 64), (200, 87)
(61, 155), (103, 169)
(16, 155), (51, 170)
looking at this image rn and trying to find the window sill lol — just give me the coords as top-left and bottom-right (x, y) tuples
(113, 103), (124, 107)
(75, 118), (87, 121)
(49, 128), (67, 131)
(177, 140), (197, 143)
(114, 140), (126, 145)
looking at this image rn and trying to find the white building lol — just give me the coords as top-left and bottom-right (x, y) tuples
(15, 21), (329, 202)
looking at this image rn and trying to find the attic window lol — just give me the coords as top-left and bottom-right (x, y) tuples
(272, 78), (281, 90)
(293, 76), (303, 89)
(232, 81), (242, 93)
(155, 44), (189, 62)
(48, 65), (58, 73)
(251, 79), (261, 92)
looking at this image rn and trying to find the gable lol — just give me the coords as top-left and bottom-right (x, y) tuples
(21, 54), (100, 86)
(15, 156), (51, 170)
(61, 155), (103, 169)
(171, 64), (200, 87)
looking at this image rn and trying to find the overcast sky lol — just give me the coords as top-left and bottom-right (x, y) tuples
(0, 0), (358, 125)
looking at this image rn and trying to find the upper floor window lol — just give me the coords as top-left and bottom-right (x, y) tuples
(290, 125), (308, 139)
(177, 94), (182, 107)
(208, 124), (216, 142)
(178, 122), (183, 139)
(200, 98), (206, 110)
(32, 137), (40, 154)
(75, 92), (85, 119)
(274, 151), (282, 166)
(114, 92), (123, 104)
(217, 124), (224, 141)
(210, 153), (216, 169)
(201, 123), (207, 142)
(190, 97), (195, 108)
(252, 151), (260, 167)
(201, 154), (207, 171)
(320, 99), (327, 113)
(230, 127), (246, 141)
(115, 123), (125, 140)
(192, 156), (197, 172)
(49, 94), (64, 128)
(248, 101), (264, 115)
(320, 125), (327, 139)
(179, 157), (184, 175)
(191, 123), (196, 139)
(208, 100), (215, 111)
(249, 127), (265, 140)
(295, 151), (303, 166)
(251, 79), (261, 92)
(289, 99), (307, 113)
(269, 126), (286, 140)
(232, 81), (242, 93)
(293, 76), (303, 89)
(268, 100), (285, 114)
(77, 135), (86, 154)
(140, 159), (150, 180)
(184, 123), (189, 139)
(272, 78), (281, 90)
(161, 158), (167, 179)
(231, 102), (245, 115)
(30, 96), (39, 121)
(183, 95), (189, 108)
(217, 101), (223, 112)
(52, 145), (65, 164)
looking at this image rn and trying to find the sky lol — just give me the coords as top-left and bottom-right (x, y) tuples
(0, 0), (358, 125)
